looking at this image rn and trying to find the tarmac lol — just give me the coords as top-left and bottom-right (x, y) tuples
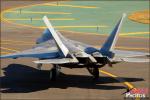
(0, 1), (149, 100)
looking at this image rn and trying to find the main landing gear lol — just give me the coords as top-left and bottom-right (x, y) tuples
(87, 66), (99, 80)
(37, 63), (42, 70)
(49, 64), (61, 81)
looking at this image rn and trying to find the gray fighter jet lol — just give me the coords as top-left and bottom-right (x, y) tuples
(1, 14), (149, 80)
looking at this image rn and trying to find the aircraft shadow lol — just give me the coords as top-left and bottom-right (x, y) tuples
(0, 64), (144, 93)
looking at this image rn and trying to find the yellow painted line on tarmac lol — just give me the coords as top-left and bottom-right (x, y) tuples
(1, 42), (34, 46)
(1, 2), (96, 22)
(6, 18), (76, 21)
(1, 6), (148, 39)
(0, 51), (11, 55)
(39, 25), (108, 29)
(44, 3), (98, 9)
(60, 30), (149, 39)
(1, 16), (108, 29)
(1, 39), (149, 51)
(100, 70), (117, 77)
(100, 70), (135, 89)
(94, 45), (149, 51)
(56, 25), (107, 28)
(1, 14), (108, 29)
(100, 71), (141, 100)
(115, 46), (149, 51)
(120, 32), (150, 36)
(1, 40), (33, 44)
(1, 40), (34, 45)
(123, 82), (135, 89)
(1, 40), (32, 43)
(5, 11), (72, 14)
(0, 47), (19, 52)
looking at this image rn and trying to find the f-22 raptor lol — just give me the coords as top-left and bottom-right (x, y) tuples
(1, 13), (149, 80)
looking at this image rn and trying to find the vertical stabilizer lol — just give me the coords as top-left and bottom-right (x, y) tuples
(43, 16), (69, 57)
(36, 28), (52, 44)
(100, 13), (126, 52)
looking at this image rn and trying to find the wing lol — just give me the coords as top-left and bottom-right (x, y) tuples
(113, 50), (149, 58)
(33, 56), (78, 64)
(1, 16), (70, 59)
(0, 41), (59, 59)
(112, 50), (149, 63)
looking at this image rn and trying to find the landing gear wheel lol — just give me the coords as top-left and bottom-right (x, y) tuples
(93, 67), (99, 80)
(87, 67), (99, 80)
(49, 64), (61, 81)
(37, 63), (42, 70)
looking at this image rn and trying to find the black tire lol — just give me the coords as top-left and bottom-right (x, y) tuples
(51, 68), (57, 81)
(50, 65), (61, 81)
(93, 67), (99, 80)
(87, 67), (99, 80)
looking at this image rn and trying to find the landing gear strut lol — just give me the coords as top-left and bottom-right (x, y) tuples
(87, 66), (99, 80)
(37, 63), (42, 70)
(49, 64), (61, 81)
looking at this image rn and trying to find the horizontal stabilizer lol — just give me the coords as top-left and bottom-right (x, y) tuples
(114, 58), (149, 63)
(114, 50), (150, 58)
(33, 58), (78, 64)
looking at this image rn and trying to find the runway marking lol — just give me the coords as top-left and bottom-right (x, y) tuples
(5, 11), (72, 14)
(6, 18), (76, 21)
(94, 46), (149, 51)
(128, 10), (149, 24)
(120, 32), (150, 36)
(115, 46), (149, 51)
(2, 14), (108, 29)
(60, 30), (149, 39)
(2, 13), (149, 37)
(0, 47), (19, 52)
(0, 51), (11, 55)
(1, 39), (149, 51)
(39, 25), (108, 28)
(1, 2), (149, 40)
(100, 70), (135, 89)
(1, 40), (33, 44)
(100, 70), (141, 100)
(44, 3), (98, 9)
(1, 42), (34, 46)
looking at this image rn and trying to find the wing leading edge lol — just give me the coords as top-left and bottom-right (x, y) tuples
(0, 46), (59, 59)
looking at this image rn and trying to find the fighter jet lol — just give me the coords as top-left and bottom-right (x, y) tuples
(1, 13), (149, 80)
